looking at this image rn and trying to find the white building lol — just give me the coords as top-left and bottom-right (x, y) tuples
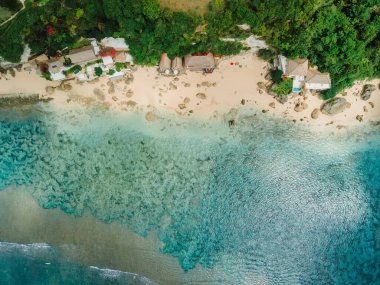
(108, 70), (125, 81)
(101, 37), (129, 51)
(305, 69), (331, 90)
(277, 55), (331, 92)
(102, 55), (114, 66)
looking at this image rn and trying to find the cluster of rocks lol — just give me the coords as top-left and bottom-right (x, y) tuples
(178, 97), (191, 110)
(360, 84), (376, 101)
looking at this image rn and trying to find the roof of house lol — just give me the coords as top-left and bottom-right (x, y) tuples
(114, 52), (134, 63)
(171, 57), (183, 70)
(67, 45), (97, 64)
(288, 58), (309, 77)
(35, 54), (49, 64)
(159, 53), (171, 72)
(306, 69), (331, 85)
(48, 57), (64, 73)
(102, 55), (113, 66)
(101, 37), (129, 51)
(184, 53), (215, 70)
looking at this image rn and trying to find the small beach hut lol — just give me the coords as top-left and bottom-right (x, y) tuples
(184, 53), (215, 73)
(171, 57), (183, 75)
(159, 53), (171, 75)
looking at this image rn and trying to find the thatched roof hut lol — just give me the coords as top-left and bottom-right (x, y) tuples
(171, 57), (183, 75)
(159, 53), (171, 74)
(184, 53), (215, 72)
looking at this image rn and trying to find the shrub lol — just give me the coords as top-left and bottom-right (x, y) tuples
(108, 69), (115, 75)
(63, 57), (72, 67)
(257, 49), (276, 62)
(115, 62), (124, 72)
(271, 69), (283, 84)
(94, 66), (103, 77)
(273, 79), (292, 96)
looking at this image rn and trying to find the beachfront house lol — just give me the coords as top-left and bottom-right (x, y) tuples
(277, 55), (331, 92)
(108, 71), (125, 81)
(100, 37), (129, 51)
(48, 58), (66, 81)
(114, 52), (134, 65)
(91, 40), (101, 55)
(277, 55), (308, 93)
(67, 45), (98, 65)
(102, 55), (114, 67)
(184, 53), (216, 73)
(305, 69), (331, 90)
(171, 57), (183, 75)
(159, 53), (171, 75)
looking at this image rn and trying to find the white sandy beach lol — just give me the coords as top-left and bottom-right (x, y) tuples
(1, 53), (379, 130)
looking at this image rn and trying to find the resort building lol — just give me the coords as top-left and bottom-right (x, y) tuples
(90, 40), (101, 55)
(276, 55), (331, 92)
(305, 70), (331, 90)
(114, 52), (134, 64)
(108, 71), (125, 81)
(102, 55), (114, 66)
(184, 53), (215, 73)
(100, 37), (129, 51)
(67, 45), (98, 65)
(159, 53), (171, 75)
(48, 57), (66, 81)
(171, 57), (183, 75)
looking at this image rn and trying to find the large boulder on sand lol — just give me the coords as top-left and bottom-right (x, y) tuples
(275, 95), (288, 104)
(360, 84), (376, 101)
(311, 108), (319, 119)
(321, 97), (351, 115)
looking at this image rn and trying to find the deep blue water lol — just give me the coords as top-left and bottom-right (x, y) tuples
(0, 105), (379, 284)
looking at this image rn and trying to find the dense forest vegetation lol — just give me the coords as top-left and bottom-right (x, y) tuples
(0, 0), (379, 98)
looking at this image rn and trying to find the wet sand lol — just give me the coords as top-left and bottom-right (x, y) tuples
(0, 187), (227, 285)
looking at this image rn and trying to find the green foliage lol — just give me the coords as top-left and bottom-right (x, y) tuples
(64, 64), (82, 75)
(94, 66), (103, 76)
(115, 62), (124, 71)
(249, 0), (380, 97)
(42, 71), (52, 81)
(270, 69), (283, 84)
(273, 79), (292, 96)
(63, 57), (72, 67)
(108, 68), (115, 75)
(0, 0), (22, 12)
(257, 48), (276, 62)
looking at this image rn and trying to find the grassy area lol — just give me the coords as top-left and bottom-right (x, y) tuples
(0, 6), (12, 23)
(157, 0), (210, 14)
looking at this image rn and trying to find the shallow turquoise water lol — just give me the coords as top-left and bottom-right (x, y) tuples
(0, 105), (379, 284)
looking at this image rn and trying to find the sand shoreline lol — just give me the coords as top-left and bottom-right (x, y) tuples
(1, 53), (379, 131)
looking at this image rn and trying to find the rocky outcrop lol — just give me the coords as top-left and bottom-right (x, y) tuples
(275, 95), (287, 104)
(311, 108), (319, 119)
(196, 92), (206, 100)
(321, 97), (351, 115)
(294, 102), (308, 112)
(356, 115), (363, 122)
(145, 111), (156, 122)
(257, 82), (266, 90)
(45, 86), (55, 95)
(360, 84), (376, 101)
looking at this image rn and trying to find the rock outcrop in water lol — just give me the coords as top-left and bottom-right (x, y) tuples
(321, 97), (350, 115)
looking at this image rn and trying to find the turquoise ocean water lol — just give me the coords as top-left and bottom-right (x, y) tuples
(0, 104), (379, 284)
